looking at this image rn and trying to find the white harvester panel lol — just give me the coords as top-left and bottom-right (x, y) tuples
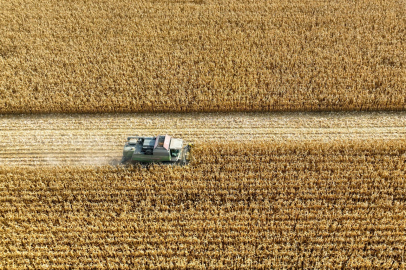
(170, 139), (183, 149)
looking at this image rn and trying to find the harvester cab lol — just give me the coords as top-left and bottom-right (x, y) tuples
(121, 134), (192, 165)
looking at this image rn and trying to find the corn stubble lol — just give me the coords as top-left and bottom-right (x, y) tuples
(0, 0), (405, 114)
(1, 140), (406, 268)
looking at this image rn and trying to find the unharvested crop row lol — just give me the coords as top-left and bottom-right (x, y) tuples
(1, 140), (406, 268)
(1, 0), (405, 114)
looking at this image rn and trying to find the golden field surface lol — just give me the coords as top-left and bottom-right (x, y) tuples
(1, 0), (405, 114)
(1, 111), (406, 165)
(1, 140), (406, 268)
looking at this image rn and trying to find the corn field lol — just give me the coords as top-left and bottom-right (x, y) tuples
(1, 140), (406, 268)
(1, 0), (405, 114)
(1, 0), (405, 267)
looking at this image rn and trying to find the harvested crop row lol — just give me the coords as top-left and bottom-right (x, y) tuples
(1, 0), (405, 114)
(1, 112), (406, 166)
(1, 140), (405, 268)
(3, 112), (406, 130)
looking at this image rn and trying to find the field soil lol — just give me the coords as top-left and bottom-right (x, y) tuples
(1, 111), (406, 166)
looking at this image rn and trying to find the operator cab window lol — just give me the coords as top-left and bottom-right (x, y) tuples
(170, 149), (180, 157)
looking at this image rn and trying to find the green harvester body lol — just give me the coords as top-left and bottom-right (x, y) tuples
(121, 134), (191, 165)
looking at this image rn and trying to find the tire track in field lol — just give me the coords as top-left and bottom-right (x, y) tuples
(0, 111), (405, 166)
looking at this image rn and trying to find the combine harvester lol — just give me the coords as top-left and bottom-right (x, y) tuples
(121, 134), (192, 165)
